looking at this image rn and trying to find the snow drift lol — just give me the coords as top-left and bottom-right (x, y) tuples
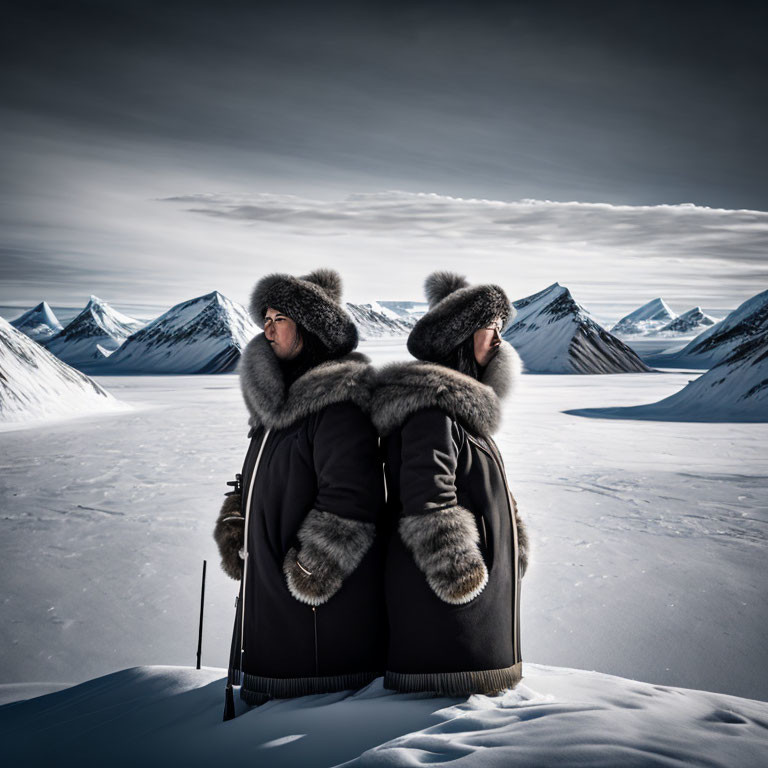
(45, 295), (144, 366)
(9, 301), (63, 342)
(0, 317), (123, 428)
(1, 665), (766, 768)
(94, 291), (258, 374)
(503, 283), (652, 373)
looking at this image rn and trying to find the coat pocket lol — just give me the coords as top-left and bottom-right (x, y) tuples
(479, 514), (488, 553)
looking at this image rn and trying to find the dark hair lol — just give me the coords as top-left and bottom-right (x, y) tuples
(278, 323), (331, 389)
(439, 333), (480, 380)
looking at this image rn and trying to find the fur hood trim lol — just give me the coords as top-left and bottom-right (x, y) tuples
(250, 269), (357, 356)
(408, 272), (514, 363)
(239, 333), (373, 429)
(372, 341), (520, 436)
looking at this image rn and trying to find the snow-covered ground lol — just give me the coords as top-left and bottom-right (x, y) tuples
(0, 317), (129, 429)
(0, 343), (766, 711)
(2, 664), (766, 767)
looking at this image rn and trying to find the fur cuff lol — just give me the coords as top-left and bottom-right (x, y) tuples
(399, 506), (488, 605)
(283, 509), (376, 606)
(516, 512), (529, 578)
(214, 493), (244, 581)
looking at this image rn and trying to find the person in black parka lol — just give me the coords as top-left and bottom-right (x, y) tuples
(214, 269), (385, 706)
(371, 271), (529, 696)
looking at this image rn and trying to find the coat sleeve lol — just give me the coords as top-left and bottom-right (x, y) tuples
(283, 402), (382, 606)
(213, 427), (263, 581)
(398, 407), (488, 605)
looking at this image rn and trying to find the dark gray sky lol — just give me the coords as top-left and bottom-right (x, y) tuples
(1, 0), (766, 311)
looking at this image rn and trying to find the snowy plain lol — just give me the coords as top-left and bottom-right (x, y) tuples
(1, 338), (767, 764)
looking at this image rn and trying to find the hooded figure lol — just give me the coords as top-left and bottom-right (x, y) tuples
(371, 271), (529, 696)
(214, 269), (385, 706)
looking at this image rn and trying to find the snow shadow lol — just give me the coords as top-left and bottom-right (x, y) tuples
(0, 666), (461, 768)
(565, 405), (768, 423)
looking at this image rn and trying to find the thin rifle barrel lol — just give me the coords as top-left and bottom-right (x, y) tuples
(197, 560), (207, 669)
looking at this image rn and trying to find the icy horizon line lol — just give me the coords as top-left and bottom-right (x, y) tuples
(161, 189), (768, 217)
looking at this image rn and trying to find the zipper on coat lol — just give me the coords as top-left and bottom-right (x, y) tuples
(312, 607), (319, 675)
(239, 428), (272, 671)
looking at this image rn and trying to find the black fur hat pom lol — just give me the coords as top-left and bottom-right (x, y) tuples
(303, 268), (343, 303)
(424, 271), (469, 308)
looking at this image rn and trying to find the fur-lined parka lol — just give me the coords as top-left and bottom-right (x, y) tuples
(215, 333), (386, 704)
(372, 341), (528, 696)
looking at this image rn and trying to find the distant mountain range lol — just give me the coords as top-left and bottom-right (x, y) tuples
(649, 289), (768, 369)
(345, 303), (414, 338)
(10, 294), (419, 374)
(612, 298), (719, 337)
(374, 301), (429, 321)
(564, 288), (768, 421)
(44, 296), (145, 366)
(0, 317), (122, 427)
(89, 291), (257, 374)
(611, 298), (676, 336)
(503, 283), (651, 374)
(5, 285), (767, 425)
(10, 287), (766, 384)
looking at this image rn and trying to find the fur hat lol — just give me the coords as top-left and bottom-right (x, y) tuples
(250, 268), (358, 356)
(407, 271), (514, 362)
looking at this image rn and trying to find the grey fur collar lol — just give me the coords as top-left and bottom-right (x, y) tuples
(239, 333), (373, 430)
(372, 341), (521, 436)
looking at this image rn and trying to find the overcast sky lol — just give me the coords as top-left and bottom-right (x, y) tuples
(1, 0), (766, 317)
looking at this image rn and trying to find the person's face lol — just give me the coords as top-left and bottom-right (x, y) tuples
(264, 307), (303, 360)
(473, 318), (502, 367)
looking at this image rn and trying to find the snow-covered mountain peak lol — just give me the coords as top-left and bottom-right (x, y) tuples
(140, 290), (253, 342)
(574, 329), (768, 421)
(375, 300), (429, 321)
(611, 297), (676, 335)
(10, 301), (63, 342)
(512, 282), (590, 327)
(639, 297), (673, 318)
(514, 282), (563, 306)
(504, 283), (650, 373)
(664, 288), (768, 368)
(58, 296), (142, 339)
(658, 307), (718, 335)
(44, 297), (144, 367)
(345, 302), (413, 339)
(26, 301), (60, 326)
(98, 291), (258, 373)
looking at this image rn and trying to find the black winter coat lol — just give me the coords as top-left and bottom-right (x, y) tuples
(215, 335), (386, 704)
(371, 342), (528, 696)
